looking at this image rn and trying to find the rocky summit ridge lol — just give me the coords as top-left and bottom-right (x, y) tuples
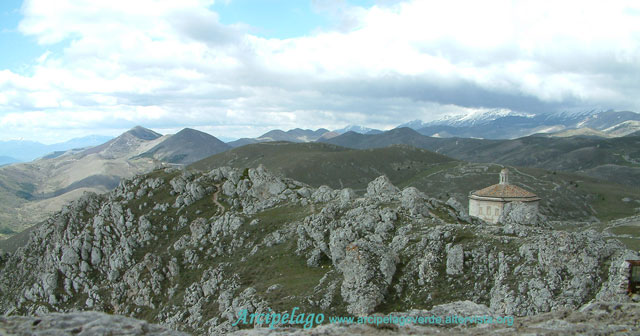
(0, 165), (637, 335)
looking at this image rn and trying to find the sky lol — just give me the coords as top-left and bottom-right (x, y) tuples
(1, 0), (639, 143)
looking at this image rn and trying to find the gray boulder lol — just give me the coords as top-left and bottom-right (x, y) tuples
(0, 311), (188, 335)
(247, 165), (286, 200)
(366, 176), (399, 201)
(499, 201), (541, 226)
(445, 243), (464, 275)
(338, 240), (397, 315)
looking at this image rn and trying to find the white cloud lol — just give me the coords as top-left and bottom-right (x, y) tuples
(0, 0), (638, 142)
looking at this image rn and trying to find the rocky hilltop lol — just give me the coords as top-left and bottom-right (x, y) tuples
(0, 165), (637, 334)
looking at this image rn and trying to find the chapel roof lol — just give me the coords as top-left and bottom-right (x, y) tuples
(471, 183), (539, 199)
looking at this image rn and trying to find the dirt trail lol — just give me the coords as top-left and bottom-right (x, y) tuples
(212, 184), (225, 214)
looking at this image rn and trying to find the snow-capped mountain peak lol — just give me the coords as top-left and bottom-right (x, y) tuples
(394, 109), (639, 139)
(397, 120), (427, 129)
(334, 125), (376, 134)
(398, 109), (536, 130)
(426, 109), (536, 127)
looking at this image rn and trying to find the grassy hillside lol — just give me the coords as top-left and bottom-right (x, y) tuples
(190, 142), (640, 222)
(190, 142), (456, 192)
(138, 128), (231, 164)
(322, 128), (640, 187)
(403, 162), (640, 222)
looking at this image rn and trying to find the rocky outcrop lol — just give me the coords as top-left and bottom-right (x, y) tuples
(365, 176), (399, 201)
(338, 239), (397, 315)
(0, 311), (187, 335)
(0, 166), (636, 335)
(2, 301), (639, 335)
(499, 201), (545, 226)
(226, 301), (640, 335)
(445, 244), (464, 275)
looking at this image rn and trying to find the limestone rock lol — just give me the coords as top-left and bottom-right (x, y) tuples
(311, 186), (335, 203)
(499, 201), (541, 226)
(0, 165), (637, 335)
(445, 243), (464, 275)
(247, 165), (286, 200)
(446, 197), (470, 222)
(61, 247), (79, 265)
(338, 240), (397, 315)
(400, 187), (430, 217)
(0, 311), (188, 335)
(366, 176), (399, 201)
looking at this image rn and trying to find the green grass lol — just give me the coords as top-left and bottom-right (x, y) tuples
(0, 226), (16, 235)
(397, 161), (461, 189)
(609, 225), (640, 236)
(430, 206), (457, 224)
(607, 237), (640, 251)
(187, 142), (640, 222)
(235, 239), (330, 312)
(249, 204), (311, 238)
(189, 142), (456, 193)
(577, 180), (640, 221)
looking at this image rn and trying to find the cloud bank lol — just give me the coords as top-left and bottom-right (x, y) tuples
(1, 0), (639, 142)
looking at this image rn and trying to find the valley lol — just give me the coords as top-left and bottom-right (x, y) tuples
(321, 127), (640, 187)
(0, 126), (229, 236)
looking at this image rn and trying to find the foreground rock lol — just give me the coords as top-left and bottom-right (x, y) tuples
(0, 311), (187, 335)
(229, 301), (640, 335)
(2, 301), (637, 336)
(0, 166), (637, 335)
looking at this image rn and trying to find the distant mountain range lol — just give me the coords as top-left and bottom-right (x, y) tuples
(3, 110), (638, 163)
(222, 110), (640, 148)
(399, 110), (640, 139)
(0, 135), (114, 163)
(1, 108), (639, 236)
(0, 156), (20, 167)
(333, 125), (383, 134)
(227, 128), (331, 148)
(319, 127), (640, 187)
(227, 126), (384, 148)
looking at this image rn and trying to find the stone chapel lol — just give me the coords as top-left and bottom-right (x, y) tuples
(469, 168), (540, 224)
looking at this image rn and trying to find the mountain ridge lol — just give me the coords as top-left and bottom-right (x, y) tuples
(139, 128), (231, 164)
(0, 126), (167, 235)
(402, 110), (640, 139)
(320, 127), (640, 187)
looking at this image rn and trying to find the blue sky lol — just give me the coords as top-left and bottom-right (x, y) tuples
(0, 0), (369, 72)
(0, 0), (639, 143)
(0, 0), (41, 72)
(214, 0), (333, 38)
